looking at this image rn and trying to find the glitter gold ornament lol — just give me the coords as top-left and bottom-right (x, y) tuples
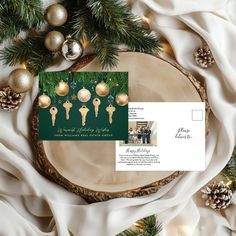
(38, 93), (51, 108)
(44, 31), (65, 52)
(62, 35), (83, 61)
(55, 80), (69, 96)
(8, 69), (34, 93)
(115, 92), (128, 106)
(77, 87), (91, 102)
(95, 80), (110, 97)
(46, 4), (68, 27)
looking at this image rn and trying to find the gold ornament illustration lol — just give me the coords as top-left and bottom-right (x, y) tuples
(115, 92), (128, 106)
(63, 100), (73, 120)
(50, 106), (58, 126)
(38, 93), (51, 108)
(77, 87), (91, 102)
(55, 80), (69, 96)
(92, 97), (101, 117)
(106, 104), (116, 124)
(95, 80), (110, 97)
(79, 105), (89, 126)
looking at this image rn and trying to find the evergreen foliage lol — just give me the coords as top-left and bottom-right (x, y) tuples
(0, 0), (161, 73)
(222, 147), (236, 192)
(39, 72), (128, 98)
(117, 215), (162, 236)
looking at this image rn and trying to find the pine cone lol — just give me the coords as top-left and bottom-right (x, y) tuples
(201, 181), (233, 210)
(0, 87), (22, 111)
(194, 46), (215, 68)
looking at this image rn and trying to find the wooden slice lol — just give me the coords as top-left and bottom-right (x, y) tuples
(32, 52), (210, 202)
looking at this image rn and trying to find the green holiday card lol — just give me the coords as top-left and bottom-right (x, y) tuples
(38, 72), (128, 140)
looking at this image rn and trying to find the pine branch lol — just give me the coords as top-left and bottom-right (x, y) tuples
(0, 16), (28, 43)
(118, 215), (162, 236)
(71, 0), (161, 68)
(92, 36), (119, 69)
(86, 0), (161, 53)
(39, 72), (128, 97)
(222, 147), (236, 192)
(0, 0), (43, 43)
(87, 0), (128, 31)
(0, 37), (54, 75)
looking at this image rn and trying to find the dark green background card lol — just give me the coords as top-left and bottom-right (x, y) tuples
(38, 72), (128, 140)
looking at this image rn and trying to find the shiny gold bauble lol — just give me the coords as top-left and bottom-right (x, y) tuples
(55, 80), (69, 96)
(8, 69), (34, 93)
(77, 87), (91, 102)
(38, 93), (51, 108)
(115, 93), (129, 106)
(46, 4), (68, 27)
(44, 31), (65, 52)
(95, 80), (110, 97)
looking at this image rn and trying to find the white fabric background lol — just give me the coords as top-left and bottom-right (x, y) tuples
(0, 0), (236, 235)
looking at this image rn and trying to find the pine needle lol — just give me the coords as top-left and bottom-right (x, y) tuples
(117, 215), (162, 236)
(222, 147), (236, 192)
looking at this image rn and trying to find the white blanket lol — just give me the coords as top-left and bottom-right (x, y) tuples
(0, 0), (236, 235)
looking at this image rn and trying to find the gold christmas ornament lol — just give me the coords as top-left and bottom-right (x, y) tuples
(62, 35), (83, 61)
(95, 80), (110, 97)
(46, 4), (68, 27)
(38, 93), (51, 108)
(55, 80), (69, 96)
(8, 69), (34, 93)
(44, 31), (65, 52)
(77, 87), (91, 102)
(141, 16), (151, 32)
(115, 92), (129, 106)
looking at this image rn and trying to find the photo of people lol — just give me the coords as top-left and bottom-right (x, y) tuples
(120, 121), (157, 146)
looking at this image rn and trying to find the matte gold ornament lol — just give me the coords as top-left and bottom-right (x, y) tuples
(77, 87), (91, 102)
(115, 92), (128, 106)
(38, 93), (51, 108)
(95, 80), (110, 97)
(62, 35), (83, 61)
(46, 4), (68, 27)
(8, 69), (34, 93)
(44, 31), (65, 52)
(55, 80), (69, 96)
